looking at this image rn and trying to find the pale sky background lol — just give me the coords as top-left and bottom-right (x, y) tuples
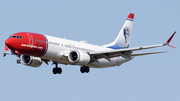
(0, 0), (180, 101)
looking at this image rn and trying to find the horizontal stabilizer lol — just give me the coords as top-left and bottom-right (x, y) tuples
(131, 51), (167, 56)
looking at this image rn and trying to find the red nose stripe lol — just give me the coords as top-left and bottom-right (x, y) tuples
(6, 32), (48, 57)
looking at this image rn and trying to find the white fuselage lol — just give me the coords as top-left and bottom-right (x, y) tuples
(42, 35), (133, 68)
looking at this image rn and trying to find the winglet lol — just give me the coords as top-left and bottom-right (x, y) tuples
(165, 31), (176, 49)
(3, 53), (7, 57)
(3, 45), (9, 57)
(3, 45), (14, 57)
(166, 31), (176, 43)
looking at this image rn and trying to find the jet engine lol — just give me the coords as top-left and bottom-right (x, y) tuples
(21, 55), (42, 67)
(68, 50), (90, 65)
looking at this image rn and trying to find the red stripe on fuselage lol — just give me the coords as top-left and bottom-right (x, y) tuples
(5, 32), (48, 57)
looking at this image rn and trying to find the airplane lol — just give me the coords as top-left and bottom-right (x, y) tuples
(3, 13), (176, 74)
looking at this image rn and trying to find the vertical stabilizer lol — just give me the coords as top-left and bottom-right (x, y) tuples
(103, 13), (134, 49)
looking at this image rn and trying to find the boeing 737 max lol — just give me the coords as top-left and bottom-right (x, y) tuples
(3, 13), (176, 74)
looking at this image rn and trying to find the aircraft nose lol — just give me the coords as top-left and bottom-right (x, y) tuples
(5, 38), (12, 46)
(5, 39), (9, 45)
(5, 38), (16, 50)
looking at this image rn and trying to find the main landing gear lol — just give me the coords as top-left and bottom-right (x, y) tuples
(80, 65), (90, 73)
(52, 64), (90, 74)
(52, 62), (90, 74)
(52, 62), (62, 74)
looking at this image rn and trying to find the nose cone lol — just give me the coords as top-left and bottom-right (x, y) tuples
(5, 39), (10, 46)
(5, 38), (16, 50)
(5, 38), (12, 46)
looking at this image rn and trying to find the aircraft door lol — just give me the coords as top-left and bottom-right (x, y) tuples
(27, 33), (34, 45)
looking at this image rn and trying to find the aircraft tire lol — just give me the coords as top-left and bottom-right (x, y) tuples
(57, 68), (62, 74)
(85, 66), (90, 73)
(53, 68), (62, 74)
(80, 66), (85, 73)
(53, 68), (58, 74)
(17, 59), (21, 64)
(80, 66), (90, 73)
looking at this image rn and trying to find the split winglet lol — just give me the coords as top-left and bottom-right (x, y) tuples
(165, 31), (176, 49)
(3, 46), (21, 57)
(166, 31), (176, 43)
(3, 45), (11, 57)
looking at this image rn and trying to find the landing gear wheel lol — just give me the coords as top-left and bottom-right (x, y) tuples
(52, 62), (62, 74)
(57, 68), (62, 74)
(16, 59), (21, 64)
(85, 66), (90, 73)
(53, 68), (62, 74)
(80, 66), (90, 73)
(80, 66), (85, 73)
(53, 68), (58, 74)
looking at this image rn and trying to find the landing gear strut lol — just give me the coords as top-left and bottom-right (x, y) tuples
(80, 65), (90, 73)
(52, 62), (62, 74)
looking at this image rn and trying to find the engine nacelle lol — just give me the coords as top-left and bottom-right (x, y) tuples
(68, 50), (90, 65)
(21, 55), (42, 67)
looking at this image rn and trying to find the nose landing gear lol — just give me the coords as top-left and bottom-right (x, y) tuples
(17, 59), (21, 64)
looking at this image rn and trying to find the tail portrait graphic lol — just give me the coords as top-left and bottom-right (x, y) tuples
(102, 13), (134, 49)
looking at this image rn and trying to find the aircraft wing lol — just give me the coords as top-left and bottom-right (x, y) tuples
(89, 32), (176, 61)
(131, 51), (167, 56)
(89, 44), (166, 61)
(90, 43), (165, 55)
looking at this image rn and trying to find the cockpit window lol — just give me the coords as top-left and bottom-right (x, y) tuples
(11, 36), (17, 38)
(17, 36), (22, 39)
(9, 36), (22, 39)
